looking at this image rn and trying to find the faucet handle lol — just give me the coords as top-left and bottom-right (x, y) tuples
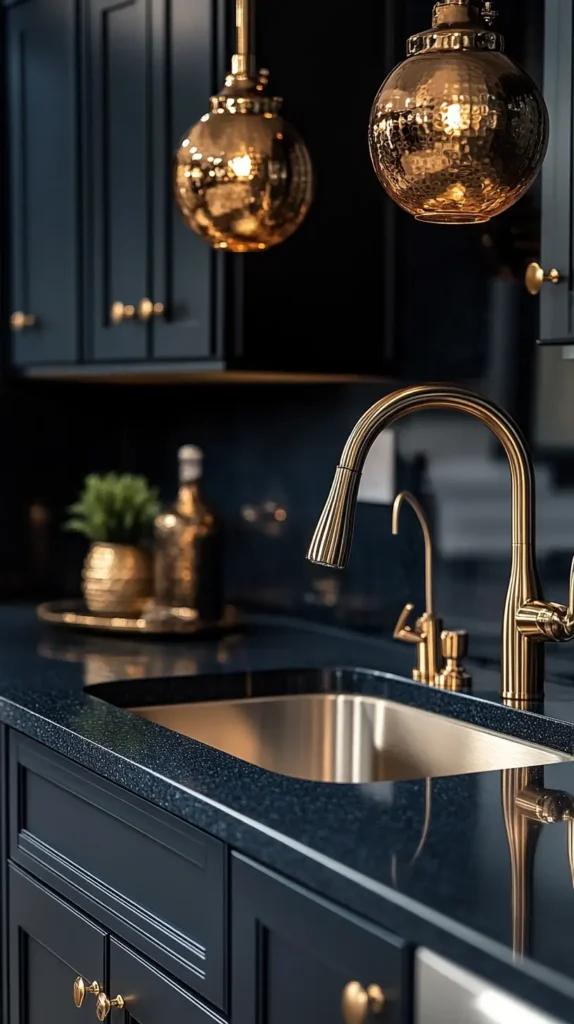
(518, 556), (574, 642)
(393, 603), (422, 644)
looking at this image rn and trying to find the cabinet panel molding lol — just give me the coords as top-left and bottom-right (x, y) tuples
(9, 732), (226, 1009)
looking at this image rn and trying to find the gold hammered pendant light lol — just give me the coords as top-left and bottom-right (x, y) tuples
(174, 0), (313, 252)
(368, 0), (549, 224)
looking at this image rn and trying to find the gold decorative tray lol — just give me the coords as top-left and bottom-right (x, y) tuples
(37, 600), (241, 637)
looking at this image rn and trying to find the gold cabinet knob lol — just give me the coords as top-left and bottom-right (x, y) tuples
(73, 977), (100, 1008)
(10, 311), (36, 331)
(341, 981), (385, 1023)
(95, 992), (124, 1021)
(137, 297), (164, 321)
(109, 302), (136, 325)
(525, 262), (561, 295)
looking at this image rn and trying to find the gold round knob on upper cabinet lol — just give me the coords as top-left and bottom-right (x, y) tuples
(109, 302), (136, 325)
(525, 262), (561, 296)
(137, 298), (164, 321)
(73, 977), (100, 1008)
(341, 981), (385, 1024)
(10, 311), (36, 331)
(95, 992), (125, 1021)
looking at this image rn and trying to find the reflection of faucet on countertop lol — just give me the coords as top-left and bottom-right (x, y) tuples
(503, 767), (574, 958)
(308, 384), (574, 706)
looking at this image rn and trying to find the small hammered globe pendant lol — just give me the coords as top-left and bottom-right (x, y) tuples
(368, 0), (549, 224)
(174, 69), (313, 252)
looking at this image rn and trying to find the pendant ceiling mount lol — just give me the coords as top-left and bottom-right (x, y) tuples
(368, 0), (549, 225)
(174, 0), (313, 252)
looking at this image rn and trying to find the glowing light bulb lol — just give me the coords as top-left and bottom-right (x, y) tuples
(227, 154), (253, 179)
(441, 102), (465, 135)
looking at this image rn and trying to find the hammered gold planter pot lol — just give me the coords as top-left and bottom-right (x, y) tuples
(82, 543), (153, 616)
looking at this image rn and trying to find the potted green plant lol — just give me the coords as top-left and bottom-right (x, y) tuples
(65, 473), (161, 615)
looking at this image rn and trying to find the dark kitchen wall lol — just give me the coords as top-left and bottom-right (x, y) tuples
(0, 379), (426, 631)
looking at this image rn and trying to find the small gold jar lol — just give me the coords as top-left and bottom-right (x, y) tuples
(82, 543), (153, 616)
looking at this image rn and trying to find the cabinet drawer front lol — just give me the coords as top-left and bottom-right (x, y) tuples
(232, 854), (410, 1024)
(110, 937), (226, 1024)
(9, 733), (226, 1010)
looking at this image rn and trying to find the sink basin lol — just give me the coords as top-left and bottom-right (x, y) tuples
(129, 693), (570, 783)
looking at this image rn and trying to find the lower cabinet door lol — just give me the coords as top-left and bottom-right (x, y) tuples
(108, 938), (226, 1024)
(232, 855), (410, 1024)
(8, 864), (106, 1024)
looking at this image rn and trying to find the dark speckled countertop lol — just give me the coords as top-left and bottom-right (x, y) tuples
(5, 605), (574, 1019)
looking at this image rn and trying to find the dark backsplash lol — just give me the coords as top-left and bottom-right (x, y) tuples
(1, 379), (427, 632)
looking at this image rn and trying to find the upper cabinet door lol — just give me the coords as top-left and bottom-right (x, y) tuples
(88, 0), (149, 361)
(539, 0), (573, 343)
(6, 0), (81, 366)
(151, 0), (215, 362)
(86, 0), (214, 364)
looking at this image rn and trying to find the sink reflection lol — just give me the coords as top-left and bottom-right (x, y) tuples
(129, 693), (569, 783)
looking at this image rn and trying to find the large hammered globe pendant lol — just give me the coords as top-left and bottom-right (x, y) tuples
(368, 0), (549, 224)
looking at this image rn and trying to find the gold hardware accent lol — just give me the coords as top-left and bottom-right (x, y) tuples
(137, 298), (164, 321)
(74, 978), (100, 1008)
(306, 383), (574, 706)
(392, 491), (442, 685)
(109, 302), (136, 325)
(341, 981), (385, 1023)
(10, 311), (36, 331)
(525, 262), (561, 296)
(96, 992), (124, 1021)
(438, 630), (472, 691)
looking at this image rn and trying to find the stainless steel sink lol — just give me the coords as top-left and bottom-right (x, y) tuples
(129, 693), (570, 783)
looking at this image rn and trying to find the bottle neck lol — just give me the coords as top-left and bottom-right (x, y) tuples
(176, 481), (201, 517)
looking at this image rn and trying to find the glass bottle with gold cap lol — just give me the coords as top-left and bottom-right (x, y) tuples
(154, 446), (222, 622)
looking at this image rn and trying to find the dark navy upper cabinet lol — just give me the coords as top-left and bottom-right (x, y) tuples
(6, 0), (81, 367)
(232, 855), (410, 1024)
(538, 0), (574, 344)
(86, 0), (214, 365)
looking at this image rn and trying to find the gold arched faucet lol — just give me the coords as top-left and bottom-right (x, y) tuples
(307, 384), (574, 705)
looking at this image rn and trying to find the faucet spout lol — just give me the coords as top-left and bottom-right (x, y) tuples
(307, 384), (545, 704)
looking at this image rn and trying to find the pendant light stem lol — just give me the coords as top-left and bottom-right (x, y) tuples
(232, 0), (254, 77)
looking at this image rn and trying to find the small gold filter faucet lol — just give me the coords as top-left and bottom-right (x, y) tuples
(392, 491), (470, 690)
(307, 384), (574, 705)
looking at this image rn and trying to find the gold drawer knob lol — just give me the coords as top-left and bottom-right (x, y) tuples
(109, 302), (136, 325)
(10, 311), (36, 331)
(137, 297), (164, 321)
(525, 262), (561, 295)
(96, 992), (124, 1021)
(73, 977), (100, 1008)
(342, 981), (385, 1023)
